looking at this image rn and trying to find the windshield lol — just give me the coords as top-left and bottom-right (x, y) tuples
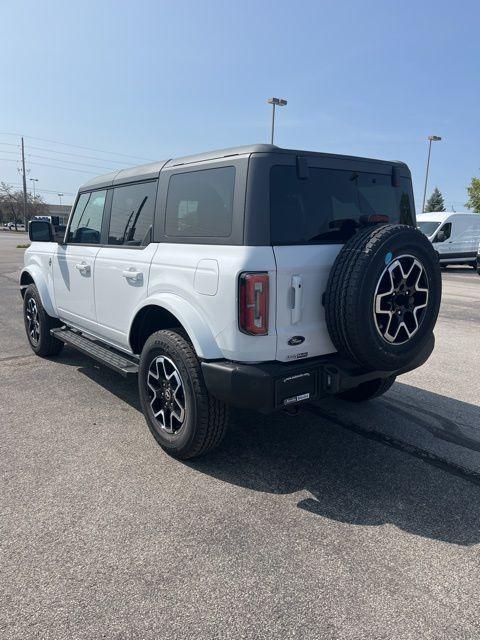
(418, 221), (441, 237)
(270, 166), (415, 245)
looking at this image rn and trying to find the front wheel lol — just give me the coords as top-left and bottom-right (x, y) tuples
(23, 284), (64, 357)
(138, 329), (229, 459)
(337, 375), (396, 402)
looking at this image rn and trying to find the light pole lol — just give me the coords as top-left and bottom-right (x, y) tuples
(267, 97), (287, 144)
(421, 135), (442, 213)
(58, 193), (64, 205)
(30, 178), (38, 198)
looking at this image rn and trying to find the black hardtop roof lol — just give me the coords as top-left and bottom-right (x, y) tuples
(78, 144), (408, 191)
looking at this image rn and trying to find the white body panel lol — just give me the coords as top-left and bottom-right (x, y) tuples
(147, 244), (277, 362)
(273, 244), (341, 361)
(21, 243), (58, 316)
(24, 241), (280, 361)
(24, 234), (345, 363)
(94, 245), (159, 349)
(418, 212), (480, 263)
(23, 239), (343, 363)
(51, 244), (100, 334)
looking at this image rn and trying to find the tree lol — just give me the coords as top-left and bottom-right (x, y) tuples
(0, 182), (49, 226)
(465, 177), (480, 213)
(425, 187), (446, 212)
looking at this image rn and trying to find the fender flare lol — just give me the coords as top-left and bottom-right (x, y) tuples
(20, 266), (57, 317)
(129, 293), (223, 360)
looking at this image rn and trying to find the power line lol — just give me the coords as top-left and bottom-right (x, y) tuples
(26, 153), (116, 171)
(0, 141), (135, 166)
(0, 157), (99, 175)
(0, 147), (117, 171)
(0, 131), (155, 162)
(22, 144), (134, 165)
(9, 182), (75, 196)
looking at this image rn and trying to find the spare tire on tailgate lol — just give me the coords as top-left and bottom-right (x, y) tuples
(324, 224), (441, 371)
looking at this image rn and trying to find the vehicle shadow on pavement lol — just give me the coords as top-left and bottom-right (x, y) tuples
(60, 348), (480, 546)
(58, 347), (143, 411)
(189, 389), (480, 547)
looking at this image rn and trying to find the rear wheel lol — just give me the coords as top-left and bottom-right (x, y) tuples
(23, 284), (64, 357)
(138, 329), (229, 459)
(337, 375), (396, 402)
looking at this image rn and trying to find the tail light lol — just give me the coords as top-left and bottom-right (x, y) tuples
(239, 272), (269, 335)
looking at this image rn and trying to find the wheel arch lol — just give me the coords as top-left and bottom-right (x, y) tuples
(129, 295), (223, 359)
(20, 267), (56, 316)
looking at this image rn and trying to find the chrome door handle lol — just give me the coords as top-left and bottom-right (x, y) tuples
(75, 262), (91, 276)
(122, 268), (143, 284)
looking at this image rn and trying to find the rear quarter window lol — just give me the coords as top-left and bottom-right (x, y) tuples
(165, 166), (235, 238)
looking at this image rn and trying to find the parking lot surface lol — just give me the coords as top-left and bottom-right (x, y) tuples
(1, 232), (480, 639)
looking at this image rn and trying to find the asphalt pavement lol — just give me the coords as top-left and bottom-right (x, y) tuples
(1, 232), (479, 639)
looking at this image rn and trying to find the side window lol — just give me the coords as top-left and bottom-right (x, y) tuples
(433, 222), (451, 242)
(67, 190), (106, 244)
(165, 166), (235, 238)
(108, 181), (157, 246)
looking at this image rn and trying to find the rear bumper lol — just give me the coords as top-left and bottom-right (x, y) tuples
(201, 335), (434, 413)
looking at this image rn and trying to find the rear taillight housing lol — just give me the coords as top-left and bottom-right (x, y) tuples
(238, 272), (269, 335)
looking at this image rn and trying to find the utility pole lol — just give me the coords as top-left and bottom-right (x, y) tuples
(58, 193), (64, 205)
(21, 137), (28, 226)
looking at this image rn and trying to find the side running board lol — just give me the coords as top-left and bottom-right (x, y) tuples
(50, 327), (139, 376)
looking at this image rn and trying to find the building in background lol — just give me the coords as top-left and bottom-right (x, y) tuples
(45, 203), (71, 225)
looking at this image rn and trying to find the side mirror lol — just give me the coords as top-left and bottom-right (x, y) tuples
(435, 230), (446, 243)
(28, 220), (65, 243)
(29, 220), (54, 242)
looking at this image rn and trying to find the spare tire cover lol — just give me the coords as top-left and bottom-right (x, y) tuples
(324, 224), (442, 371)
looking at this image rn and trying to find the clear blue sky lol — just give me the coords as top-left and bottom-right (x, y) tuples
(1, 0), (478, 208)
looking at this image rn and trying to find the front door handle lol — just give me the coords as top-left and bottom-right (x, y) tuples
(75, 262), (91, 276)
(122, 268), (143, 284)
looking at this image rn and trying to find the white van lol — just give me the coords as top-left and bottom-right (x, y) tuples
(417, 212), (480, 268)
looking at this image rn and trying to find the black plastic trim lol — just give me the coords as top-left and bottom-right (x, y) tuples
(201, 335), (434, 413)
(438, 251), (476, 261)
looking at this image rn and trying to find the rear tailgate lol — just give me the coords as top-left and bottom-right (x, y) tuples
(273, 244), (341, 361)
(269, 155), (415, 362)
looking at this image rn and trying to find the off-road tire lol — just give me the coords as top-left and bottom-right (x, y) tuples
(337, 375), (396, 402)
(138, 329), (229, 459)
(23, 284), (64, 357)
(324, 224), (441, 371)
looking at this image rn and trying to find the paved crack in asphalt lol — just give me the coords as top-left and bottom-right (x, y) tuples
(306, 403), (480, 487)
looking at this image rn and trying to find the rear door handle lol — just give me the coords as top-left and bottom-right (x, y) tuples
(122, 268), (143, 284)
(291, 275), (303, 324)
(75, 262), (91, 276)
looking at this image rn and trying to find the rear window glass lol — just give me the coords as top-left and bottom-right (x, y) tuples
(270, 166), (414, 245)
(166, 167), (235, 237)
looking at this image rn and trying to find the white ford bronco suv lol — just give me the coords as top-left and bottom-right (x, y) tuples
(21, 144), (442, 459)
